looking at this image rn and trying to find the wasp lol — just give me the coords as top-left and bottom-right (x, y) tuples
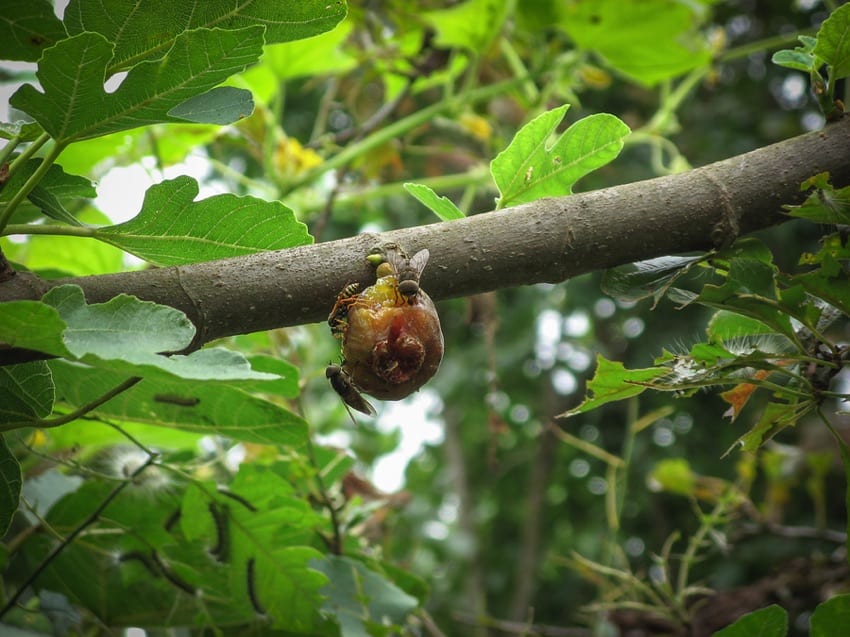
(383, 245), (430, 302)
(328, 282), (361, 339)
(326, 363), (377, 418)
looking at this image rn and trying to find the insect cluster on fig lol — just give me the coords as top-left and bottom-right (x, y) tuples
(326, 243), (444, 420)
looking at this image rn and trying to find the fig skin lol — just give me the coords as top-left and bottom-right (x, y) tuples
(341, 274), (443, 400)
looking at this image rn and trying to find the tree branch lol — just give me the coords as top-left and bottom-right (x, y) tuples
(2, 118), (850, 365)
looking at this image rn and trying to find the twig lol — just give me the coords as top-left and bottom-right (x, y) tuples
(1, 377), (143, 433)
(731, 521), (847, 544)
(0, 451), (159, 619)
(453, 611), (590, 637)
(306, 438), (343, 554)
(418, 608), (450, 637)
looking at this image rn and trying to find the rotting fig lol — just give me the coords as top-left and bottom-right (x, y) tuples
(328, 244), (444, 402)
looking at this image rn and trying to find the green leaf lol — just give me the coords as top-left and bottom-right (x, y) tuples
(0, 119), (44, 142)
(0, 299), (70, 357)
(814, 3), (850, 79)
(10, 27), (265, 143)
(8, 210), (126, 276)
(316, 555), (419, 637)
(96, 176), (313, 266)
(602, 256), (704, 304)
(423, 0), (511, 53)
(558, 0), (712, 86)
(41, 285), (281, 383)
(244, 354), (301, 399)
(167, 86), (254, 125)
(707, 311), (778, 343)
(49, 361), (309, 447)
(559, 355), (667, 418)
(712, 604), (787, 637)
(649, 459), (696, 497)
(696, 258), (797, 340)
(43, 285), (195, 359)
(736, 402), (803, 453)
(64, 0), (348, 70)
(786, 182), (850, 225)
(811, 594), (850, 637)
(492, 106), (629, 208)
(0, 435), (23, 536)
(0, 0), (66, 62)
(795, 268), (850, 318)
(0, 159), (95, 226)
(0, 361), (54, 424)
(404, 183), (466, 221)
(771, 49), (816, 73)
(259, 20), (357, 81)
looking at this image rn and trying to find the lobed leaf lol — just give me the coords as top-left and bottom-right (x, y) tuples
(814, 2), (850, 79)
(96, 176), (313, 266)
(492, 105), (630, 208)
(0, 0), (66, 62)
(559, 355), (667, 418)
(10, 27), (265, 143)
(64, 0), (348, 71)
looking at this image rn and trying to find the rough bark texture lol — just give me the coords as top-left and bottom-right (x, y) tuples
(2, 117), (850, 364)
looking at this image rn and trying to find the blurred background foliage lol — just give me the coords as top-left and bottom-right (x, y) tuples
(3, 0), (849, 635)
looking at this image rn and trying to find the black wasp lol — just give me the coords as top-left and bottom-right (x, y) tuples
(326, 363), (377, 418)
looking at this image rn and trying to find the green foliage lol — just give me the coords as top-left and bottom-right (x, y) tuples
(1, 1), (849, 636)
(491, 105), (630, 208)
(557, 0), (713, 86)
(97, 176), (312, 265)
(772, 2), (850, 119)
(712, 604), (787, 637)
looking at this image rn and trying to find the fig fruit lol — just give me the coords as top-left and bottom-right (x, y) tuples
(329, 245), (443, 401)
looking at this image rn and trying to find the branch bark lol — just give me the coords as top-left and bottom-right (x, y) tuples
(2, 117), (850, 365)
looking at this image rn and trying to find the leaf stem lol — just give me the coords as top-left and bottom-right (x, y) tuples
(0, 138), (66, 234)
(281, 77), (526, 195)
(719, 30), (815, 63)
(2, 223), (98, 238)
(299, 167), (492, 214)
(7, 133), (50, 174)
(0, 376), (143, 433)
(306, 438), (343, 555)
(0, 135), (21, 167)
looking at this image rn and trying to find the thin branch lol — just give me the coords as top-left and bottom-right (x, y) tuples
(453, 611), (591, 637)
(1, 377), (143, 433)
(0, 450), (159, 619)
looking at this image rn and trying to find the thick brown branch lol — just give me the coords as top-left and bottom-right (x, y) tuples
(2, 118), (850, 365)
